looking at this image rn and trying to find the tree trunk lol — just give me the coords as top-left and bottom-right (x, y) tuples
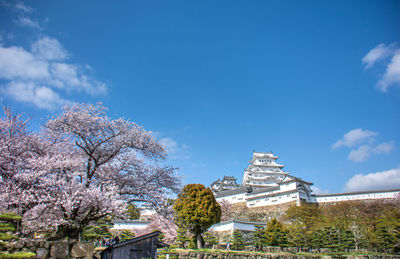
(196, 233), (204, 249)
(50, 224), (81, 240)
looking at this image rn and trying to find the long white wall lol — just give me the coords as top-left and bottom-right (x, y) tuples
(311, 189), (400, 203)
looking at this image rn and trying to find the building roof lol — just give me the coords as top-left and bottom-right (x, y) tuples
(312, 188), (400, 197)
(103, 231), (168, 251)
(215, 186), (251, 198)
(210, 220), (267, 228)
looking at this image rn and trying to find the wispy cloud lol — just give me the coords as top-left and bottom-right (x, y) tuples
(0, 3), (107, 111)
(332, 128), (377, 149)
(14, 2), (34, 13)
(344, 167), (400, 192)
(160, 137), (191, 160)
(362, 43), (395, 69)
(333, 129), (394, 163)
(17, 16), (41, 30)
(311, 186), (330, 194)
(362, 43), (400, 92)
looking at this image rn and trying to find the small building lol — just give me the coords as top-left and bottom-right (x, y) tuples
(111, 220), (150, 233)
(209, 220), (266, 235)
(101, 231), (168, 259)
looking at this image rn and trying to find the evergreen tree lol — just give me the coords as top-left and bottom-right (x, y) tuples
(81, 217), (114, 241)
(0, 212), (35, 258)
(119, 230), (136, 241)
(231, 230), (245, 250)
(265, 218), (288, 247)
(203, 232), (218, 248)
(252, 225), (266, 251)
(126, 204), (140, 220)
(173, 184), (222, 248)
(175, 226), (190, 248)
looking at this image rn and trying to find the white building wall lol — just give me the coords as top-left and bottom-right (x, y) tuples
(314, 190), (399, 203)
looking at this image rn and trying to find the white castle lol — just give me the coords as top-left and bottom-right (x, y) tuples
(211, 151), (400, 208)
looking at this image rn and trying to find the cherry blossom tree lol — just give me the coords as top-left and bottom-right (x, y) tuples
(0, 104), (180, 239)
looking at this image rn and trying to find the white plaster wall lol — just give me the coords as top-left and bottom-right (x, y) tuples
(315, 190), (399, 203)
(247, 192), (299, 208)
(209, 222), (234, 232)
(111, 221), (150, 231)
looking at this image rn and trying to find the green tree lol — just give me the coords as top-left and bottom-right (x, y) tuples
(126, 204), (140, 220)
(231, 230), (245, 250)
(173, 184), (221, 248)
(0, 212), (35, 258)
(252, 225), (266, 251)
(119, 230), (136, 242)
(81, 217), (114, 241)
(175, 226), (190, 248)
(285, 204), (324, 250)
(203, 232), (218, 248)
(265, 218), (288, 247)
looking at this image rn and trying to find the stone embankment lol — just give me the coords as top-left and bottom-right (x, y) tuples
(6, 238), (94, 259)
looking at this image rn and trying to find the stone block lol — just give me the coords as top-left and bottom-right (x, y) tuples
(70, 243), (94, 258)
(36, 248), (49, 259)
(50, 241), (69, 258)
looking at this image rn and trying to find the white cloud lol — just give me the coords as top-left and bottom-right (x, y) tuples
(377, 51), (400, 92)
(0, 36), (107, 110)
(363, 43), (400, 93)
(362, 43), (394, 69)
(344, 168), (400, 192)
(348, 145), (371, 162)
(14, 2), (34, 13)
(160, 137), (179, 154)
(3, 81), (69, 110)
(17, 16), (41, 30)
(374, 141), (395, 154)
(311, 186), (330, 195)
(160, 137), (191, 160)
(31, 37), (68, 60)
(347, 141), (395, 163)
(332, 128), (377, 149)
(0, 45), (49, 80)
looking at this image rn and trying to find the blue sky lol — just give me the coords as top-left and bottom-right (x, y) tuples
(1, 0), (399, 194)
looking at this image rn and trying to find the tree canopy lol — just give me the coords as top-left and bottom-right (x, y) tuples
(173, 184), (221, 248)
(0, 104), (181, 239)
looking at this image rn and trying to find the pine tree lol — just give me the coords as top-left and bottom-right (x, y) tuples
(265, 218), (288, 247)
(81, 217), (114, 241)
(252, 225), (266, 251)
(175, 226), (189, 248)
(231, 230), (245, 250)
(0, 212), (35, 258)
(203, 232), (218, 248)
(119, 230), (136, 241)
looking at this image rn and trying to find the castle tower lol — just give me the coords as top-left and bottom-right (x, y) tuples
(242, 151), (289, 189)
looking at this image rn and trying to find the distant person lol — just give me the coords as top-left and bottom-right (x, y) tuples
(226, 241), (230, 250)
(115, 235), (120, 243)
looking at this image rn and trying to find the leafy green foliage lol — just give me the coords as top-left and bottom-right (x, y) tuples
(203, 232), (218, 248)
(251, 225), (266, 251)
(0, 223), (15, 232)
(126, 204), (140, 220)
(81, 217), (113, 241)
(118, 230), (135, 241)
(175, 226), (189, 248)
(0, 213), (22, 222)
(231, 230), (245, 250)
(265, 218), (288, 247)
(173, 184), (221, 248)
(0, 252), (36, 258)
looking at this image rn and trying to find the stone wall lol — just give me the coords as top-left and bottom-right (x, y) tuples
(6, 238), (94, 259)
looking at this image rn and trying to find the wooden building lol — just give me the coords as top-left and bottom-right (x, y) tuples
(101, 231), (168, 259)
